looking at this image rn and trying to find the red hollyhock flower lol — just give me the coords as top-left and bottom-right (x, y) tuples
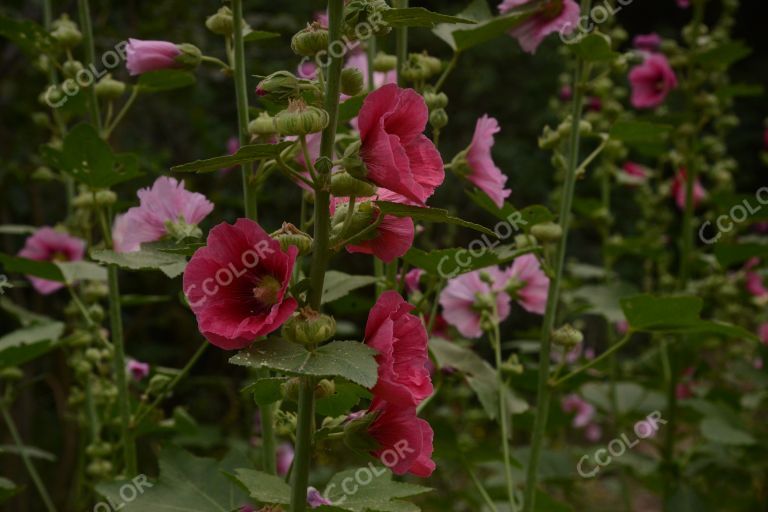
(183, 219), (298, 350)
(365, 291), (432, 406)
(367, 398), (435, 477)
(357, 84), (444, 206)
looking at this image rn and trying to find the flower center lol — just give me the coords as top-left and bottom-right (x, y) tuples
(51, 251), (68, 262)
(252, 275), (281, 306)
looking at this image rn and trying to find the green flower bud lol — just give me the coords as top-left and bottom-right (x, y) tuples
(314, 379), (335, 400)
(256, 71), (300, 100)
(281, 378), (301, 402)
(423, 91), (448, 111)
(94, 74), (126, 100)
(291, 22), (329, 57)
(205, 6), (234, 35)
(146, 374), (172, 396)
(340, 140), (368, 178)
(271, 222), (313, 255)
(62, 60), (84, 79)
(248, 112), (277, 137)
(373, 52), (397, 72)
(74, 359), (92, 377)
(343, 0), (392, 41)
(330, 200), (377, 241)
(515, 234), (538, 249)
(88, 304), (105, 323)
(330, 172), (376, 197)
(281, 309), (337, 345)
(174, 43), (202, 69)
(418, 54), (442, 76)
(340, 68), (364, 97)
(551, 324), (583, 348)
(274, 99), (329, 136)
(0, 367), (23, 381)
(531, 222), (563, 243)
(32, 112), (50, 127)
(51, 14), (82, 48)
(538, 125), (561, 150)
(429, 108), (448, 130)
(32, 166), (56, 181)
(85, 348), (102, 363)
(500, 354), (524, 376)
(40, 85), (63, 106)
(86, 459), (113, 478)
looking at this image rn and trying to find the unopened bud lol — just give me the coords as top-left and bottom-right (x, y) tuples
(429, 108), (448, 130)
(281, 378), (301, 402)
(291, 23), (329, 57)
(248, 112), (277, 137)
(551, 324), (583, 348)
(146, 374), (172, 396)
(271, 222), (313, 255)
(174, 43), (202, 69)
(423, 91), (448, 111)
(531, 222), (563, 243)
(274, 100), (329, 136)
(256, 71), (299, 99)
(341, 141), (367, 178)
(514, 234), (538, 249)
(330, 172), (376, 197)
(281, 309), (337, 345)
(314, 379), (335, 399)
(62, 60), (84, 79)
(51, 14), (82, 48)
(373, 52), (397, 72)
(205, 6), (234, 35)
(94, 74), (126, 100)
(340, 68), (364, 96)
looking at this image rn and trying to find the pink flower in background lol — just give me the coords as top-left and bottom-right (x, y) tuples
(616, 319), (629, 335)
(183, 219), (298, 350)
(759, 323), (768, 344)
(125, 38), (180, 76)
(307, 487), (331, 508)
(276, 443), (294, 477)
(677, 0), (690, 7)
(367, 398), (435, 477)
(113, 177), (214, 253)
(503, 254), (549, 315)
(671, 169), (706, 211)
(561, 394), (596, 428)
(559, 85), (573, 102)
(676, 367), (696, 399)
(18, 228), (86, 295)
(628, 54), (678, 109)
(358, 84), (444, 206)
(465, 115), (511, 208)
(345, 50), (397, 92)
(439, 268), (512, 339)
(126, 359), (150, 381)
(633, 33), (662, 52)
(499, 0), (581, 53)
(621, 161), (649, 183)
(586, 96), (602, 112)
(404, 269), (424, 294)
(220, 137), (240, 173)
(365, 291), (432, 406)
(585, 423), (603, 442)
(744, 258), (767, 298)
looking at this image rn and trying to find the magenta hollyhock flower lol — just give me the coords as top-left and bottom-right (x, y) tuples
(276, 442), (294, 477)
(367, 398), (435, 477)
(498, 0), (581, 54)
(759, 324), (768, 344)
(126, 359), (150, 381)
(307, 487), (331, 508)
(113, 177), (214, 253)
(628, 54), (678, 109)
(403, 269), (424, 294)
(358, 84), (444, 206)
(561, 394), (596, 429)
(439, 268), (512, 339)
(559, 85), (573, 102)
(364, 291), (432, 406)
(633, 33), (662, 52)
(621, 161), (649, 184)
(183, 219), (298, 350)
(125, 38), (181, 76)
(671, 169), (706, 211)
(744, 258), (767, 298)
(465, 115), (511, 208)
(18, 228), (86, 295)
(503, 254), (549, 315)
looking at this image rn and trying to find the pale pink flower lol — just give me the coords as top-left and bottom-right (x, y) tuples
(499, 0), (581, 54)
(125, 38), (180, 76)
(745, 258), (767, 298)
(503, 254), (549, 315)
(439, 268), (511, 339)
(276, 443), (294, 477)
(561, 394), (595, 428)
(307, 487), (331, 508)
(126, 359), (150, 381)
(629, 53), (678, 109)
(465, 115), (511, 208)
(671, 169), (706, 211)
(18, 228), (86, 295)
(113, 177), (213, 253)
(759, 323), (768, 344)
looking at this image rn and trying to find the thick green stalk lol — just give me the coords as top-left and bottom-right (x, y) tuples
(1, 400), (58, 512)
(522, 3), (590, 507)
(291, 2), (345, 510)
(394, 0), (408, 87)
(77, 0), (101, 131)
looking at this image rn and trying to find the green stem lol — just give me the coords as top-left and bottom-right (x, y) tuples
(466, 460), (499, 512)
(521, 2), (590, 507)
(1, 400), (58, 512)
(291, 2), (345, 510)
(366, 36), (376, 92)
(77, 0), (101, 131)
(102, 86), (138, 139)
(551, 332), (633, 388)
(434, 51), (460, 92)
(394, 0), (409, 87)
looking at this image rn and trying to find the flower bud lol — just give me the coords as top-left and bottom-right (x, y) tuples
(340, 68), (364, 97)
(340, 140), (367, 178)
(248, 112), (277, 137)
(330, 172), (376, 197)
(551, 324), (583, 348)
(0, 367), (23, 381)
(50, 14), (82, 48)
(538, 125), (561, 150)
(514, 233), (538, 249)
(85, 348), (102, 363)
(274, 99), (329, 136)
(500, 354), (524, 375)
(291, 22), (329, 57)
(146, 374), (172, 396)
(373, 52), (397, 72)
(531, 222), (563, 243)
(40, 85), (63, 106)
(205, 6), (234, 35)
(62, 60), (84, 79)
(281, 378), (301, 402)
(314, 379), (335, 400)
(32, 112), (50, 127)
(429, 108), (448, 130)
(281, 309), (337, 345)
(256, 71), (300, 99)
(174, 43), (202, 69)
(423, 91), (448, 111)
(343, 0), (392, 41)
(32, 166), (56, 181)
(94, 74), (126, 100)
(330, 201), (377, 240)
(271, 222), (313, 255)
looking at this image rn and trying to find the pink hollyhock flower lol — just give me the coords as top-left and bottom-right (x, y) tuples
(621, 161), (649, 184)
(759, 324), (768, 344)
(561, 394), (596, 429)
(367, 398), (435, 477)
(439, 268), (512, 339)
(629, 53), (678, 109)
(671, 169), (706, 211)
(126, 359), (150, 381)
(633, 33), (662, 52)
(465, 115), (511, 208)
(276, 442), (294, 477)
(18, 227), (86, 295)
(220, 137), (240, 173)
(559, 85), (573, 102)
(498, 0), (581, 54)
(358, 84), (444, 206)
(503, 254), (549, 315)
(183, 219), (298, 350)
(113, 177), (214, 253)
(585, 423), (602, 442)
(307, 487), (331, 508)
(744, 258), (767, 298)
(403, 269), (424, 294)
(365, 291), (432, 406)
(345, 50), (397, 92)
(125, 38), (181, 76)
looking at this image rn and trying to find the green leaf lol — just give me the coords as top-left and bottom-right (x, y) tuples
(0, 477), (20, 504)
(247, 377), (285, 406)
(230, 339), (379, 388)
(339, 94), (367, 123)
(0, 322), (64, 368)
(620, 294), (758, 340)
(90, 248), (187, 278)
(0, 254), (105, 284)
(403, 245), (534, 278)
(375, 201), (495, 236)
(700, 417), (755, 446)
(714, 243), (768, 267)
(55, 261), (108, 283)
(568, 282), (639, 323)
(316, 381), (371, 417)
(430, 337), (528, 418)
(0, 15), (57, 57)
(95, 448), (248, 512)
(580, 382), (665, 415)
(569, 33), (617, 61)
(171, 141), (293, 174)
(433, 0), (538, 51)
(243, 30), (281, 42)
(609, 120), (673, 157)
(322, 271), (378, 304)
(381, 7), (476, 28)
(232, 468), (290, 505)
(61, 124), (143, 187)
(0, 297), (53, 327)
(0, 444), (56, 461)
(466, 189), (554, 229)
(693, 41), (751, 68)
(323, 467), (431, 511)
(137, 69), (196, 92)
